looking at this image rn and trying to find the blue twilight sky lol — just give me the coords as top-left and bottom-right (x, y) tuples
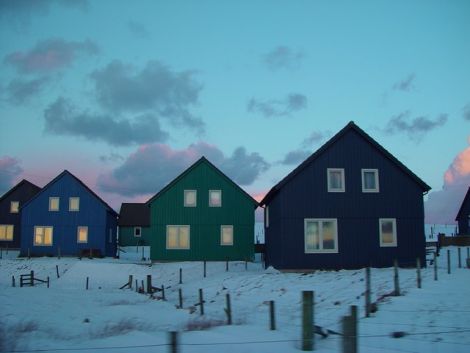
(0, 0), (469, 224)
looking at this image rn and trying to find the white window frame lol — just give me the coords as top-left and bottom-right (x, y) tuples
(34, 226), (53, 246)
(134, 226), (142, 237)
(379, 218), (397, 247)
(184, 190), (197, 207)
(0, 225), (14, 241)
(304, 218), (338, 253)
(327, 168), (345, 192)
(220, 225), (234, 246)
(362, 169), (379, 193)
(265, 206), (269, 228)
(69, 197), (80, 211)
(10, 201), (19, 213)
(166, 225), (190, 250)
(77, 226), (88, 244)
(49, 197), (60, 211)
(209, 190), (222, 207)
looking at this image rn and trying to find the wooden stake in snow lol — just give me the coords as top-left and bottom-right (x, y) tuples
(56, 265), (60, 279)
(342, 305), (358, 353)
(86, 277), (89, 290)
(225, 293), (232, 325)
(169, 331), (179, 353)
(147, 275), (152, 294)
(393, 259), (400, 296)
(416, 257), (422, 289)
(179, 268), (182, 284)
(434, 252), (438, 281)
(458, 247), (461, 268)
(12, 275), (15, 287)
(178, 288), (183, 308)
(203, 261), (206, 278)
(198, 288), (204, 315)
(302, 290), (314, 351)
(269, 300), (276, 330)
(365, 267), (371, 317)
(447, 249), (451, 274)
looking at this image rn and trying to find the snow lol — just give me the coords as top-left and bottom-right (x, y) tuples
(1, 246), (469, 353)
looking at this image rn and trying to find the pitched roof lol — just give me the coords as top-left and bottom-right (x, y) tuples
(21, 170), (118, 216)
(455, 187), (470, 221)
(146, 156), (258, 207)
(0, 179), (41, 203)
(118, 203), (150, 226)
(260, 121), (431, 206)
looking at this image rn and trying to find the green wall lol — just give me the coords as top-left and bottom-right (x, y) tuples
(119, 226), (151, 247)
(149, 159), (255, 261)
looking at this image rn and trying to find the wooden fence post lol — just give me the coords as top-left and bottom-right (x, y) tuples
(393, 259), (400, 296)
(135, 279), (138, 292)
(128, 275), (133, 289)
(225, 293), (232, 325)
(458, 248), (461, 268)
(434, 252), (438, 281)
(12, 275), (15, 287)
(269, 300), (276, 330)
(147, 275), (152, 294)
(56, 265), (60, 279)
(365, 267), (371, 317)
(226, 259), (229, 272)
(31, 271), (34, 287)
(169, 331), (179, 353)
(86, 277), (89, 290)
(203, 261), (206, 278)
(199, 288), (204, 315)
(178, 288), (183, 308)
(302, 290), (314, 351)
(416, 257), (421, 289)
(47, 277), (50, 288)
(161, 285), (166, 300)
(342, 305), (358, 353)
(179, 268), (182, 284)
(141, 245), (145, 261)
(447, 249), (451, 274)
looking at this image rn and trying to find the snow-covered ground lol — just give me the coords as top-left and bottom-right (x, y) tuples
(1, 246), (469, 353)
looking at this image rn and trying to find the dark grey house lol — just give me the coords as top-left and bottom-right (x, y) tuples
(456, 187), (470, 235)
(260, 121), (431, 270)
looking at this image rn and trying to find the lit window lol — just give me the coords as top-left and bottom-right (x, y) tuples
(77, 226), (88, 243)
(184, 190), (197, 207)
(134, 227), (141, 237)
(304, 219), (338, 253)
(0, 225), (14, 241)
(327, 169), (345, 192)
(49, 197), (59, 211)
(69, 197), (80, 211)
(34, 226), (53, 246)
(379, 219), (397, 247)
(362, 169), (379, 193)
(209, 190), (222, 207)
(166, 225), (190, 249)
(221, 225), (233, 246)
(10, 201), (19, 213)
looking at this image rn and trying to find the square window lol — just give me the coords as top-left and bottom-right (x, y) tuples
(379, 218), (397, 247)
(77, 226), (88, 243)
(0, 225), (14, 241)
(362, 169), (379, 192)
(327, 169), (345, 192)
(69, 197), (80, 211)
(34, 226), (53, 246)
(134, 227), (141, 237)
(209, 190), (222, 207)
(166, 225), (190, 249)
(221, 225), (234, 246)
(10, 201), (19, 213)
(304, 219), (338, 253)
(184, 190), (197, 207)
(49, 197), (59, 211)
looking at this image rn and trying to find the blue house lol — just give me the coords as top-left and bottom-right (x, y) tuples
(260, 122), (431, 270)
(20, 170), (118, 257)
(456, 187), (470, 235)
(0, 180), (41, 249)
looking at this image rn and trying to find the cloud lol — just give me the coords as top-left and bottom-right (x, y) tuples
(263, 46), (304, 71)
(392, 73), (416, 91)
(280, 149), (311, 165)
(127, 21), (150, 39)
(90, 60), (204, 133)
(44, 97), (169, 146)
(384, 111), (448, 141)
(6, 77), (49, 103)
(99, 153), (125, 163)
(247, 93), (307, 118)
(425, 137), (470, 224)
(301, 131), (327, 148)
(98, 143), (269, 197)
(4, 38), (98, 74)
(463, 104), (470, 121)
(0, 156), (23, 195)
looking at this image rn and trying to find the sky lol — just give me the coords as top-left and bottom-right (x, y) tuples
(0, 0), (469, 225)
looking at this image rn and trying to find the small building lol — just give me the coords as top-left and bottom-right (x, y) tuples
(118, 203), (150, 246)
(147, 157), (258, 261)
(260, 121), (431, 270)
(456, 187), (470, 235)
(0, 180), (41, 249)
(20, 170), (118, 257)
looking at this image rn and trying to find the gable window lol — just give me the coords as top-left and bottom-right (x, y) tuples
(69, 197), (80, 211)
(166, 225), (190, 249)
(209, 190), (222, 207)
(221, 225), (234, 246)
(34, 226), (53, 246)
(327, 169), (345, 192)
(0, 225), (14, 241)
(265, 206), (269, 228)
(362, 169), (379, 193)
(49, 197), (59, 211)
(379, 218), (397, 247)
(184, 190), (197, 207)
(77, 226), (88, 243)
(10, 201), (19, 213)
(134, 227), (142, 237)
(305, 219), (338, 253)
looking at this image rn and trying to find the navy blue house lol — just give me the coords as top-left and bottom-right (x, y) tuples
(20, 170), (118, 257)
(0, 180), (41, 249)
(260, 122), (431, 270)
(456, 187), (470, 235)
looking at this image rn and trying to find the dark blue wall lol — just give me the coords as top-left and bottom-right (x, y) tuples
(457, 190), (470, 235)
(20, 173), (117, 257)
(265, 128), (426, 269)
(0, 181), (40, 249)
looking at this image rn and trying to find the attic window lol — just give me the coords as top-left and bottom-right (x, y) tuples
(184, 190), (197, 207)
(362, 169), (379, 193)
(69, 197), (80, 211)
(209, 190), (222, 207)
(49, 197), (60, 211)
(10, 201), (19, 213)
(327, 169), (345, 192)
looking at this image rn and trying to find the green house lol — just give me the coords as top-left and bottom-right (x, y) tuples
(118, 203), (151, 246)
(147, 157), (258, 261)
